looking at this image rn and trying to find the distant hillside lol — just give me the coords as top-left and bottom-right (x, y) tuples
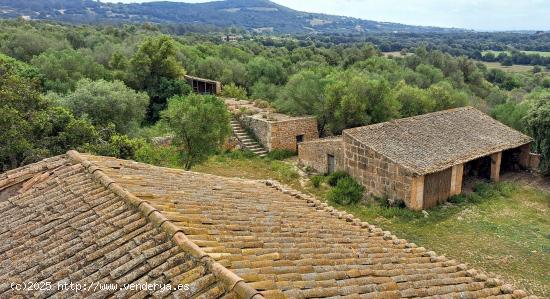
(0, 0), (465, 34)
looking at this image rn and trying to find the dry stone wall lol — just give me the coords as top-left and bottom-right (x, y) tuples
(343, 132), (415, 206)
(298, 137), (344, 173)
(270, 117), (318, 151)
(241, 116), (271, 149)
(241, 115), (318, 151)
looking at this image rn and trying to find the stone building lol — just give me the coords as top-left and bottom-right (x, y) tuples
(344, 107), (534, 210)
(298, 137), (344, 174)
(184, 74), (221, 95)
(225, 98), (319, 152)
(299, 107), (536, 210)
(241, 113), (318, 152)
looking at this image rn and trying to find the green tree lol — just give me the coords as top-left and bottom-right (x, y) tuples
(0, 63), (97, 171)
(31, 48), (109, 93)
(491, 101), (529, 133)
(276, 70), (327, 116)
(128, 35), (187, 121)
(391, 81), (435, 117)
(324, 71), (400, 134)
(525, 90), (550, 176)
(250, 81), (282, 102)
(246, 57), (287, 87)
(161, 94), (231, 169)
(427, 81), (469, 110)
(58, 79), (149, 135)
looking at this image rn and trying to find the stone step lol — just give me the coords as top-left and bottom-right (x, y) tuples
(231, 118), (268, 157)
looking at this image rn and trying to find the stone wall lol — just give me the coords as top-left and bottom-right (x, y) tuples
(270, 117), (318, 152)
(298, 137), (344, 173)
(241, 115), (271, 149)
(241, 115), (318, 152)
(343, 132), (416, 208)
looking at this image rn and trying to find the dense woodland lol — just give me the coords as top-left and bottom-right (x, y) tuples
(293, 32), (550, 67)
(1, 20), (549, 175)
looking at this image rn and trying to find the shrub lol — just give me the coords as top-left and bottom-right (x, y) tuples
(254, 99), (271, 108)
(135, 143), (182, 168)
(326, 176), (365, 205)
(327, 171), (349, 186)
(266, 149), (295, 160)
(311, 175), (324, 188)
(473, 182), (500, 198)
(373, 194), (406, 208)
(221, 83), (247, 99)
(373, 194), (390, 207)
(84, 134), (145, 160)
(448, 194), (468, 204)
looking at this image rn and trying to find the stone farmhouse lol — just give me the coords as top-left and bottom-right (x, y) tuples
(299, 107), (537, 210)
(0, 151), (533, 298)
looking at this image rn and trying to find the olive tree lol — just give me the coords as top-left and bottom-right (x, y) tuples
(161, 94), (231, 170)
(58, 79), (149, 135)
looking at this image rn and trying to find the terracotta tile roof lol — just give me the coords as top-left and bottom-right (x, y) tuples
(343, 107), (533, 175)
(66, 152), (534, 298)
(0, 152), (261, 299)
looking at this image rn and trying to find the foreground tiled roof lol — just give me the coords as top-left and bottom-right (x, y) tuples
(343, 107), (533, 175)
(67, 152), (533, 298)
(0, 152), (260, 299)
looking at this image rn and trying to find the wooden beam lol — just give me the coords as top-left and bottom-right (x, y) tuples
(490, 152), (502, 182)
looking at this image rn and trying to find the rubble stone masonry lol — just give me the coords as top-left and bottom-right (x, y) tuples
(298, 137), (344, 173)
(241, 115), (318, 151)
(270, 117), (318, 151)
(241, 115), (271, 149)
(343, 132), (416, 208)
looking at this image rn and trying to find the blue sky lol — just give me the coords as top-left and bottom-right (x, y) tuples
(101, 0), (550, 31)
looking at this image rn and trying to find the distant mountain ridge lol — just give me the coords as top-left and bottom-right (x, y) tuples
(0, 0), (466, 34)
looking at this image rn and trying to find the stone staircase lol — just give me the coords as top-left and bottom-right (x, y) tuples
(230, 119), (268, 157)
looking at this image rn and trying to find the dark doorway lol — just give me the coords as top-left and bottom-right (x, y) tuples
(327, 154), (335, 174)
(501, 147), (522, 173)
(295, 135), (304, 152)
(462, 155), (492, 191)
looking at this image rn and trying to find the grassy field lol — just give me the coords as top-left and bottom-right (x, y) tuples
(482, 50), (550, 57)
(193, 153), (550, 297)
(477, 61), (537, 73)
(382, 51), (408, 58)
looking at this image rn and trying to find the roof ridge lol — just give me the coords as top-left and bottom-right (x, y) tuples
(66, 150), (263, 299)
(259, 179), (528, 297)
(344, 106), (475, 133)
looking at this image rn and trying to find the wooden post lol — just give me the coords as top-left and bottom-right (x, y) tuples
(450, 164), (464, 196)
(490, 152), (502, 182)
(408, 175), (424, 211)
